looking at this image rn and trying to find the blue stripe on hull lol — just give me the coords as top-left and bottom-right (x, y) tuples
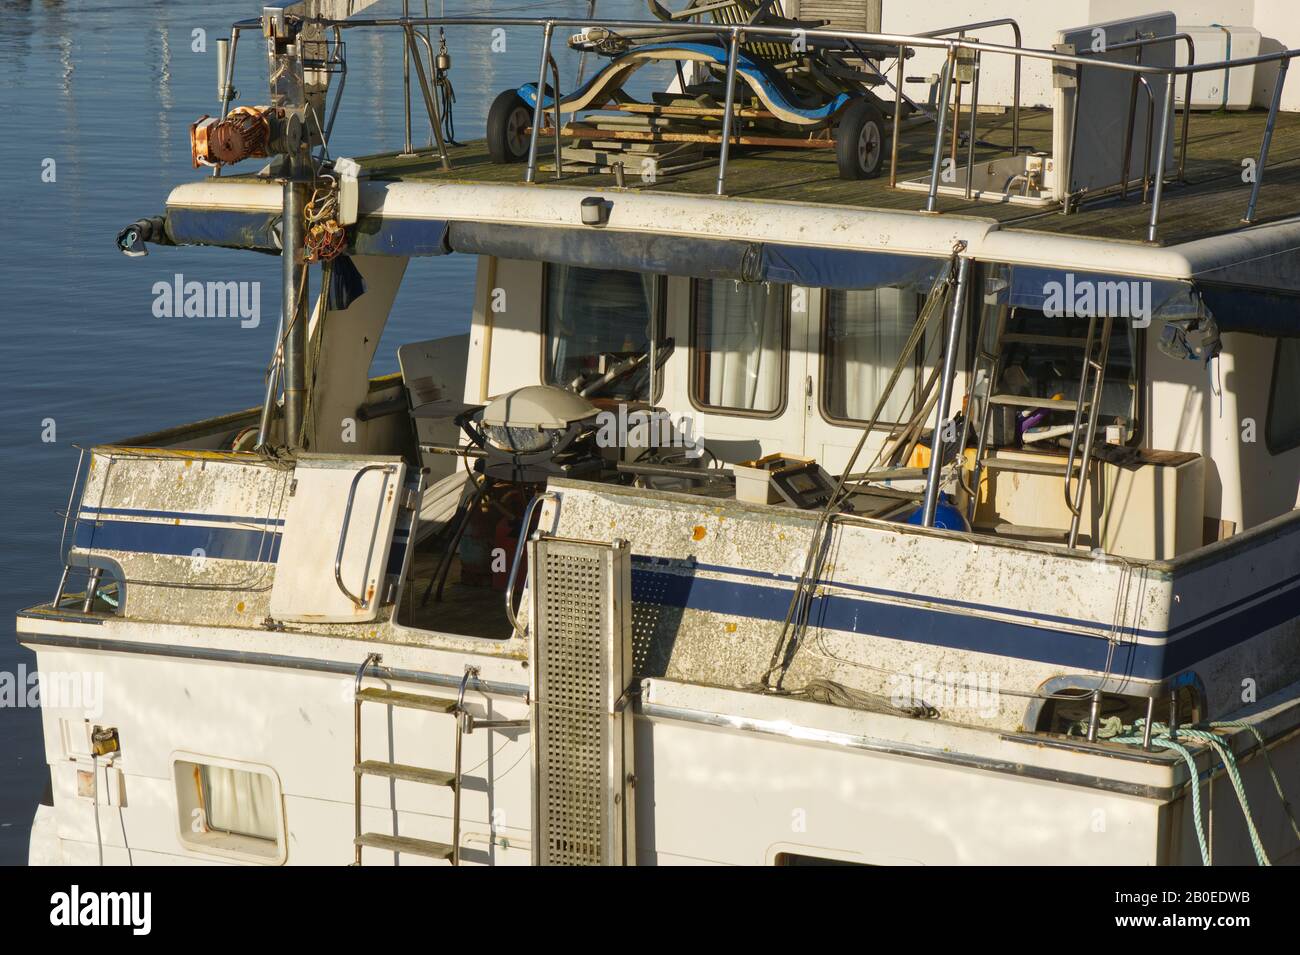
(69, 510), (1298, 681)
(631, 565), (1158, 679)
(74, 518), (281, 563)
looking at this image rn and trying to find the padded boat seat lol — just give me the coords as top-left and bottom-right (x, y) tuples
(519, 41), (851, 126)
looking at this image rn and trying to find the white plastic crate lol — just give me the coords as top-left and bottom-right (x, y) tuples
(1176, 25), (1261, 111)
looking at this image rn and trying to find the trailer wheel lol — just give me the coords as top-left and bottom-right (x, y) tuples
(487, 89), (533, 164)
(836, 99), (887, 180)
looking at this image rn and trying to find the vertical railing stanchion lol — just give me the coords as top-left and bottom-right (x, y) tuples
(406, 26), (452, 171)
(889, 43), (905, 187)
(716, 27), (742, 197)
(1243, 57), (1290, 224)
(1011, 22), (1022, 155)
(922, 253), (971, 526)
(1062, 61), (1085, 214)
(924, 48), (955, 212)
(548, 54), (563, 180)
(1119, 47), (1143, 200)
(1139, 79), (1156, 203)
(949, 36), (963, 169)
(524, 20), (555, 185)
(1179, 36), (1195, 181)
(964, 51), (981, 200)
(401, 3), (414, 155)
(1146, 70), (1177, 242)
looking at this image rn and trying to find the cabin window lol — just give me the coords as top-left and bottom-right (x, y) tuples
(172, 756), (286, 864)
(1267, 338), (1300, 454)
(821, 286), (930, 424)
(775, 852), (870, 866)
(690, 279), (788, 416)
(542, 264), (665, 400)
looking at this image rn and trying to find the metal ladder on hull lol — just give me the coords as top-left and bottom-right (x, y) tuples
(352, 654), (465, 865)
(352, 654), (528, 865)
(964, 307), (1115, 548)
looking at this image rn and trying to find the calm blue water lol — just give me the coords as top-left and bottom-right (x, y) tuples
(0, 0), (665, 864)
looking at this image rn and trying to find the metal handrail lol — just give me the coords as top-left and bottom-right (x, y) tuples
(334, 464), (395, 609)
(916, 18), (1022, 159)
(504, 491), (557, 636)
(218, 13), (1300, 239)
(1085, 32), (1195, 184)
(57, 447), (88, 562)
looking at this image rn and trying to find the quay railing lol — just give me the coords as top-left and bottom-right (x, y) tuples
(213, 13), (1300, 243)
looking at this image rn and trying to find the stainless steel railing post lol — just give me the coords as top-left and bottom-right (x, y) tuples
(525, 21), (556, 184)
(401, 5), (414, 154)
(921, 254), (970, 526)
(1010, 23), (1021, 155)
(964, 51), (981, 200)
(406, 25), (452, 171)
(888, 43), (904, 187)
(1145, 71), (1177, 242)
(715, 27), (743, 196)
(1243, 57), (1290, 224)
(924, 47), (955, 213)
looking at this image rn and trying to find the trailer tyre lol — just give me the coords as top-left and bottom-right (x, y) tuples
(836, 99), (887, 180)
(487, 89), (533, 164)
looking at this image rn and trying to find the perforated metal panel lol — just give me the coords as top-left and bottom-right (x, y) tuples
(529, 537), (634, 866)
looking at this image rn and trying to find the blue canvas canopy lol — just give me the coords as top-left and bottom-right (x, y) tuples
(156, 208), (1300, 336)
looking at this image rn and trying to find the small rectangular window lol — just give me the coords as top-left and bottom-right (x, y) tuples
(543, 264), (665, 400)
(691, 279), (788, 415)
(775, 852), (869, 866)
(1267, 337), (1300, 454)
(822, 286), (928, 424)
(979, 305), (1140, 443)
(173, 756), (286, 863)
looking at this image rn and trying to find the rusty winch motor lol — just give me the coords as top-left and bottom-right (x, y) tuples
(190, 106), (275, 169)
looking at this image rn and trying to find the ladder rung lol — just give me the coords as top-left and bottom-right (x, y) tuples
(1000, 333), (1090, 348)
(355, 761), (456, 788)
(356, 687), (457, 713)
(355, 832), (453, 860)
(980, 456), (1078, 477)
(988, 394), (1083, 412)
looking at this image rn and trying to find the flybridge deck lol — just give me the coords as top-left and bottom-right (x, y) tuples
(332, 106), (1300, 247)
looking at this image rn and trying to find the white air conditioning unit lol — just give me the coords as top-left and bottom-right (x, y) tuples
(1176, 25), (1261, 111)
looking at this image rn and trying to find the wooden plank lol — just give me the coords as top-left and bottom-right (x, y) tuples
(533, 125), (836, 149)
(612, 102), (774, 119)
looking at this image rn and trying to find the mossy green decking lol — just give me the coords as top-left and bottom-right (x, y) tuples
(347, 107), (1300, 246)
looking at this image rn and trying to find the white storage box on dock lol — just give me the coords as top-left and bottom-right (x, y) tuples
(1176, 26), (1261, 111)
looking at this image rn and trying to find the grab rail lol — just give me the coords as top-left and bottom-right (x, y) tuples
(334, 464), (396, 609)
(504, 491), (557, 637)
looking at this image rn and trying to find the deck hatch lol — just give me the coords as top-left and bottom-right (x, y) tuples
(268, 455), (407, 623)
